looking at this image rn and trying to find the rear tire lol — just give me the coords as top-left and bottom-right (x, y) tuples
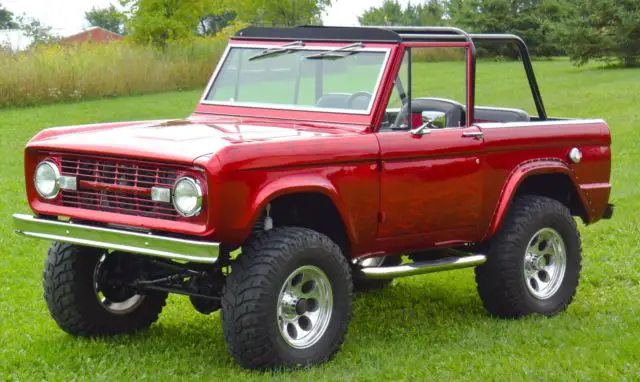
(222, 227), (353, 369)
(43, 243), (167, 336)
(475, 195), (581, 318)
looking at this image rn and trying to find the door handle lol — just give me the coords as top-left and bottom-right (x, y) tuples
(462, 131), (484, 140)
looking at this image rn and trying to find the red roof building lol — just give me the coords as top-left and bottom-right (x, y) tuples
(59, 27), (122, 45)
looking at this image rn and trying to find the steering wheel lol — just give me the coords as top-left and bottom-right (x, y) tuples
(347, 91), (373, 110)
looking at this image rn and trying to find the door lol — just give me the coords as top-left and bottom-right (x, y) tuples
(375, 44), (485, 248)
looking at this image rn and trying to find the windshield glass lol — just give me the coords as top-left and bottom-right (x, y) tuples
(203, 46), (389, 114)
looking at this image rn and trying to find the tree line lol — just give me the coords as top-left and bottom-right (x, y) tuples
(360, 0), (640, 68)
(2, 0), (639, 67)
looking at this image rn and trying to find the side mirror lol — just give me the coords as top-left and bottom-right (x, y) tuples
(410, 111), (446, 136)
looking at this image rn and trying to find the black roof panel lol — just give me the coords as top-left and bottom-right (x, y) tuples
(235, 26), (402, 43)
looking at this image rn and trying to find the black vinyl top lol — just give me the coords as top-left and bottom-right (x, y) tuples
(235, 26), (402, 43)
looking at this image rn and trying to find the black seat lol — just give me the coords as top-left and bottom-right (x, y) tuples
(475, 106), (530, 123)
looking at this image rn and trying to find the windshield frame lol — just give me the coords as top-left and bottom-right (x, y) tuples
(200, 43), (393, 115)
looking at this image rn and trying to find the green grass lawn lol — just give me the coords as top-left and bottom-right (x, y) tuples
(1, 59), (639, 380)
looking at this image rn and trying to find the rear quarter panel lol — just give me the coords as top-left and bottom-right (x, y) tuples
(478, 119), (612, 239)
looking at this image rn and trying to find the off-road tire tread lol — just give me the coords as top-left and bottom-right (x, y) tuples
(43, 242), (167, 336)
(222, 227), (353, 369)
(475, 195), (582, 318)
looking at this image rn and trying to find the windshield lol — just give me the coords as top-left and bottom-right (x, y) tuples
(203, 45), (390, 114)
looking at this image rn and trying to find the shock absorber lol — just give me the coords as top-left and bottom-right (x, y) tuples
(252, 203), (273, 233)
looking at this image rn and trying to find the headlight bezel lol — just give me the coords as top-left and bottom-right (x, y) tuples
(171, 176), (203, 217)
(34, 160), (61, 200)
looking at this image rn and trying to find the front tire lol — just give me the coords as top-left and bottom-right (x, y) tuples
(475, 195), (581, 318)
(43, 243), (168, 336)
(221, 227), (353, 369)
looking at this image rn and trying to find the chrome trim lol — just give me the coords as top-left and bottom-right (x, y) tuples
(360, 254), (486, 279)
(151, 186), (171, 203)
(59, 175), (77, 191)
(199, 44), (392, 116)
(462, 131), (484, 140)
(34, 161), (61, 199)
(476, 119), (606, 129)
(12, 214), (219, 264)
(171, 177), (203, 217)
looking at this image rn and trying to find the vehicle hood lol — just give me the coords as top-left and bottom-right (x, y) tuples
(27, 117), (361, 165)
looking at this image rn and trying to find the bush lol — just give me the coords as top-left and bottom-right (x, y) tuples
(0, 36), (228, 108)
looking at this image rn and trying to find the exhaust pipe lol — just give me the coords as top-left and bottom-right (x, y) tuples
(360, 254), (487, 280)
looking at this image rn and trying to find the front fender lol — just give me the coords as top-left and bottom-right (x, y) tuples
(218, 173), (357, 248)
(484, 159), (591, 239)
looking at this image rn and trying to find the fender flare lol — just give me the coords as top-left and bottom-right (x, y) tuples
(243, 175), (358, 249)
(484, 159), (591, 239)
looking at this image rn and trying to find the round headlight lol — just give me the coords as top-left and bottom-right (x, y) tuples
(172, 177), (203, 217)
(34, 161), (61, 199)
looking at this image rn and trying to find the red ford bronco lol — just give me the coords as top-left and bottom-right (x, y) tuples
(13, 26), (613, 369)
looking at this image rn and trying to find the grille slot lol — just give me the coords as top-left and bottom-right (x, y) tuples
(59, 156), (181, 220)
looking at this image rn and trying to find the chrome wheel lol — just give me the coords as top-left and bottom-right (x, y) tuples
(524, 228), (567, 299)
(94, 254), (145, 315)
(277, 265), (333, 349)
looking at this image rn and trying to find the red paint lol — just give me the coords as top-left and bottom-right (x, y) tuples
(22, 37), (612, 258)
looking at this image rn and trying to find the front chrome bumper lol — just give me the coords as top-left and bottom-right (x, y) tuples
(12, 214), (219, 264)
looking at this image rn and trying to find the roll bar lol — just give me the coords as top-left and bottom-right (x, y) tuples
(235, 26), (547, 120)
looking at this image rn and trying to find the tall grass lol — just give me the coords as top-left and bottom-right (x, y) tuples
(0, 37), (228, 109)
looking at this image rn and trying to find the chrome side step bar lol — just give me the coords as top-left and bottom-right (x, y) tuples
(360, 254), (487, 279)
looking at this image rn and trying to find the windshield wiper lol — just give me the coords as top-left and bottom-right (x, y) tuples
(248, 41), (305, 61)
(304, 42), (365, 60)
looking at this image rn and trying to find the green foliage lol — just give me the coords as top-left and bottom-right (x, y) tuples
(16, 16), (56, 46)
(0, 36), (228, 108)
(558, 0), (640, 68)
(121, 0), (226, 46)
(198, 10), (237, 36)
(232, 0), (331, 27)
(358, 0), (446, 26)
(0, 4), (17, 29)
(85, 5), (126, 35)
(448, 0), (568, 57)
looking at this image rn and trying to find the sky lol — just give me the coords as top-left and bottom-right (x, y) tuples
(1, 0), (414, 37)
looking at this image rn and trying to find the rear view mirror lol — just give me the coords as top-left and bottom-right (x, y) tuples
(410, 111), (446, 136)
(422, 111), (446, 129)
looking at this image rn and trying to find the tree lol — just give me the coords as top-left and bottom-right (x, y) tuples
(558, 0), (640, 67)
(359, 0), (446, 26)
(448, 0), (568, 57)
(232, 0), (331, 27)
(85, 5), (126, 34)
(0, 4), (18, 29)
(198, 10), (237, 36)
(121, 0), (226, 46)
(17, 15), (56, 46)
